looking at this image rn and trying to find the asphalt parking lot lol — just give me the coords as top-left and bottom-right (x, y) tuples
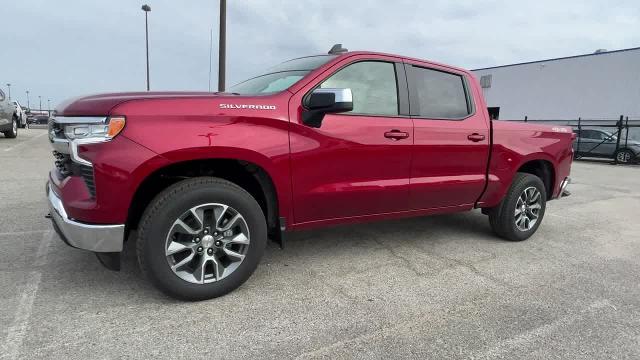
(1, 128), (639, 359)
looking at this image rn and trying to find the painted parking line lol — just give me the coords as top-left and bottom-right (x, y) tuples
(0, 231), (53, 360)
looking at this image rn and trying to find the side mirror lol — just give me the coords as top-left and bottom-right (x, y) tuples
(302, 88), (353, 128)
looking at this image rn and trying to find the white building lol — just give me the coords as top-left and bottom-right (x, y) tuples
(472, 47), (640, 121)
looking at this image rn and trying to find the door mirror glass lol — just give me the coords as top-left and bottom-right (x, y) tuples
(302, 88), (353, 127)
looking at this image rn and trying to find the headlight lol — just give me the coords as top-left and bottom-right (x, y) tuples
(63, 116), (126, 141)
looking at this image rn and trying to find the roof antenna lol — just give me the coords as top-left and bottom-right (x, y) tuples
(328, 44), (348, 55)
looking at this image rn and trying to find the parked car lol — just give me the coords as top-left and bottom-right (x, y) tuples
(0, 88), (18, 138)
(12, 101), (28, 128)
(46, 47), (574, 300)
(573, 129), (639, 163)
(31, 115), (50, 125)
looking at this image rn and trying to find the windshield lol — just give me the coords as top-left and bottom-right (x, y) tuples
(230, 55), (336, 95)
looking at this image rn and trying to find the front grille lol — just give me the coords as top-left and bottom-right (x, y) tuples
(53, 150), (73, 177)
(48, 119), (65, 140)
(51, 151), (97, 198)
(49, 117), (98, 198)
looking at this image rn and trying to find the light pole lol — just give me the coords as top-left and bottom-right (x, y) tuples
(48, 99), (51, 115)
(218, 0), (226, 92)
(26, 91), (30, 108)
(5, 84), (10, 100)
(38, 96), (42, 112)
(142, 4), (151, 91)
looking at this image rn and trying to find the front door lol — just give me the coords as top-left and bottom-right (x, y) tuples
(289, 59), (414, 223)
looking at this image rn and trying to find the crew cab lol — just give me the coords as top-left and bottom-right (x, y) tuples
(46, 46), (573, 300)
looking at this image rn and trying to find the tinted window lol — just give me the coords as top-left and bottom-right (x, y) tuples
(412, 66), (470, 119)
(595, 131), (614, 141)
(581, 130), (600, 140)
(320, 61), (398, 116)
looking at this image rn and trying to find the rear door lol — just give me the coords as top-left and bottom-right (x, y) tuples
(288, 57), (414, 223)
(405, 62), (490, 210)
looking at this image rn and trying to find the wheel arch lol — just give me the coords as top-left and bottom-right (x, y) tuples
(516, 158), (555, 200)
(126, 157), (282, 239)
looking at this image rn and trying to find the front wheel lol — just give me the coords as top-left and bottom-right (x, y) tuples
(137, 177), (267, 301)
(487, 173), (547, 241)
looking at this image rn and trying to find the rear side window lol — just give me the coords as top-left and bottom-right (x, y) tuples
(411, 66), (471, 119)
(320, 61), (398, 116)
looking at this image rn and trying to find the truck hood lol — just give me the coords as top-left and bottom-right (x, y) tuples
(55, 91), (227, 116)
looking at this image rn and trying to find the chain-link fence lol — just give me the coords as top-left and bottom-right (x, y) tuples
(504, 116), (640, 165)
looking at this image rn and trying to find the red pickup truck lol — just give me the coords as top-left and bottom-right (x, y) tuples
(46, 47), (573, 300)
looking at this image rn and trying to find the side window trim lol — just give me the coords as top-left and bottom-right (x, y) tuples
(303, 59), (404, 117)
(405, 63), (476, 121)
(394, 62), (411, 116)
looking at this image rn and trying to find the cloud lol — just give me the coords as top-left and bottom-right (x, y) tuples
(2, 0), (639, 108)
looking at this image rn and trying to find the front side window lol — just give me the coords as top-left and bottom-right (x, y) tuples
(412, 66), (471, 119)
(320, 61), (398, 116)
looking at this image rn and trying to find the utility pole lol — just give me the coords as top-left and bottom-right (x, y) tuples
(48, 99), (51, 115)
(38, 96), (42, 112)
(26, 91), (30, 108)
(142, 4), (152, 91)
(208, 28), (213, 92)
(218, 0), (226, 92)
(5, 84), (10, 100)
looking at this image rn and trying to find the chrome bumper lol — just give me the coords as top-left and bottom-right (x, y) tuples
(559, 177), (571, 198)
(46, 183), (125, 252)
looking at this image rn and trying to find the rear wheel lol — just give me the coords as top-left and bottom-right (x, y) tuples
(137, 177), (267, 301)
(615, 149), (635, 164)
(488, 173), (547, 241)
(3, 117), (18, 138)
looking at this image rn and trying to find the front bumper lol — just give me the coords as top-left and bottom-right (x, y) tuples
(46, 182), (125, 252)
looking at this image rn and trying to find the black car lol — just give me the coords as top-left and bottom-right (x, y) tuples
(31, 115), (50, 125)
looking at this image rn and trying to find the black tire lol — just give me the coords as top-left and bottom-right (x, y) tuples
(3, 117), (18, 138)
(488, 173), (547, 241)
(137, 177), (267, 301)
(614, 148), (635, 164)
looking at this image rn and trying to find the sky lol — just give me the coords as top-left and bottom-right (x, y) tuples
(2, 0), (639, 109)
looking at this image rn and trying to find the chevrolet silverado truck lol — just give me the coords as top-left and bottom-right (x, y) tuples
(46, 46), (573, 300)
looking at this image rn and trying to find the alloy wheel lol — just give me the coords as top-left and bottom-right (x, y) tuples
(514, 186), (542, 231)
(165, 203), (250, 284)
(617, 151), (632, 163)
